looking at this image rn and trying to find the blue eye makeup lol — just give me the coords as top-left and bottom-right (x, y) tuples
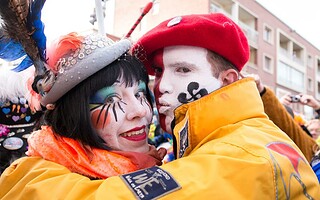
(90, 86), (115, 104)
(138, 81), (147, 91)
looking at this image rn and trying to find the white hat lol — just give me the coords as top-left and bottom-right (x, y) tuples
(40, 32), (131, 106)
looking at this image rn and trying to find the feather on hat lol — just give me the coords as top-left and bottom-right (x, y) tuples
(41, 32), (131, 106)
(0, 0), (154, 110)
(0, 0), (46, 74)
(0, 0), (46, 110)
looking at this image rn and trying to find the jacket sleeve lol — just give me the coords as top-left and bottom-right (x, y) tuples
(261, 87), (317, 162)
(0, 154), (276, 200)
(2, 149), (319, 199)
(0, 157), (137, 200)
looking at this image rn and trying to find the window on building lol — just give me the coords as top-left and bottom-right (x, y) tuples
(317, 58), (320, 77)
(304, 106), (314, 121)
(263, 25), (273, 44)
(307, 54), (313, 68)
(307, 77), (313, 91)
(292, 43), (304, 65)
(277, 61), (304, 92)
(210, 2), (221, 13)
(263, 55), (273, 73)
(248, 47), (257, 68)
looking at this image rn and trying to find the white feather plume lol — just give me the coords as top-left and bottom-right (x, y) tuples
(0, 62), (35, 103)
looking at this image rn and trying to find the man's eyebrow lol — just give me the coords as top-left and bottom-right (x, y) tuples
(152, 61), (196, 70)
(169, 62), (196, 68)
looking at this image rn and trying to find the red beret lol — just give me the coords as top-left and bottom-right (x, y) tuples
(132, 13), (249, 75)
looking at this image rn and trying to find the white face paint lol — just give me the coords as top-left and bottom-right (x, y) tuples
(152, 46), (222, 134)
(90, 80), (152, 153)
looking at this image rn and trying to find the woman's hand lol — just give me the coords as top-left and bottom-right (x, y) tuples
(147, 145), (167, 166)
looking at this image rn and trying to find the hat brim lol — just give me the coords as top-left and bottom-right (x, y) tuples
(41, 39), (131, 106)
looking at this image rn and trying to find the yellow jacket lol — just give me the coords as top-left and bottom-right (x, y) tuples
(0, 78), (319, 199)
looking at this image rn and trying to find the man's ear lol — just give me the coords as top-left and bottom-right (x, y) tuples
(219, 69), (239, 86)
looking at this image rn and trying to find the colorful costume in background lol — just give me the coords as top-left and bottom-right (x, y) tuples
(311, 150), (320, 183)
(0, 0), (46, 173)
(0, 98), (42, 174)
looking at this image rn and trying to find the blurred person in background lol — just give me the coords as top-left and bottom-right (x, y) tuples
(280, 93), (320, 119)
(305, 119), (320, 145)
(311, 149), (320, 182)
(247, 73), (318, 162)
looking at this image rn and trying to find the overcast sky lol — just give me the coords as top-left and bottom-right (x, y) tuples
(256, 0), (320, 49)
(42, 0), (94, 42)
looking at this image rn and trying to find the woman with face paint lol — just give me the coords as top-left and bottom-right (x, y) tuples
(0, 32), (166, 188)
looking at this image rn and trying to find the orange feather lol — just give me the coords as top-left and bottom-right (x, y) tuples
(46, 32), (84, 72)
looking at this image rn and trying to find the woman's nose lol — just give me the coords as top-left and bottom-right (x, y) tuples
(126, 98), (149, 120)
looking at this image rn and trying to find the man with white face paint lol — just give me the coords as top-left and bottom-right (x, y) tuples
(152, 45), (223, 133)
(130, 13), (320, 199)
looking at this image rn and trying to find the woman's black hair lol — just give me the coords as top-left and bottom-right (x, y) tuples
(44, 54), (152, 150)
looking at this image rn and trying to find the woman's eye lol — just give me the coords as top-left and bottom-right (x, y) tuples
(105, 95), (121, 104)
(176, 67), (191, 73)
(135, 91), (146, 99)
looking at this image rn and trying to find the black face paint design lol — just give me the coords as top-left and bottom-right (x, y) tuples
(91, 83), (151, 126)
(95, 100), (127, 125)
(117, 101), (125, 113)
(112, 103), (118, 122)
(142, 98), (153, 113)
(177, 82), (208, 104)
(100, 104), (110, 126)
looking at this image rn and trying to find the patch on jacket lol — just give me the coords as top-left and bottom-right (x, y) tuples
(266, 142), (316, 199)
(121, 166), (181, 199)
(178, 120), (189, 158)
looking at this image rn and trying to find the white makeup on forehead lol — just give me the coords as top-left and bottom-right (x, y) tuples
(163, 46), (210, 69)
(162, 45), (222, 95)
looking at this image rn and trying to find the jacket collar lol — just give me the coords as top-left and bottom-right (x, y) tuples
(172, 78), (268, 158)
